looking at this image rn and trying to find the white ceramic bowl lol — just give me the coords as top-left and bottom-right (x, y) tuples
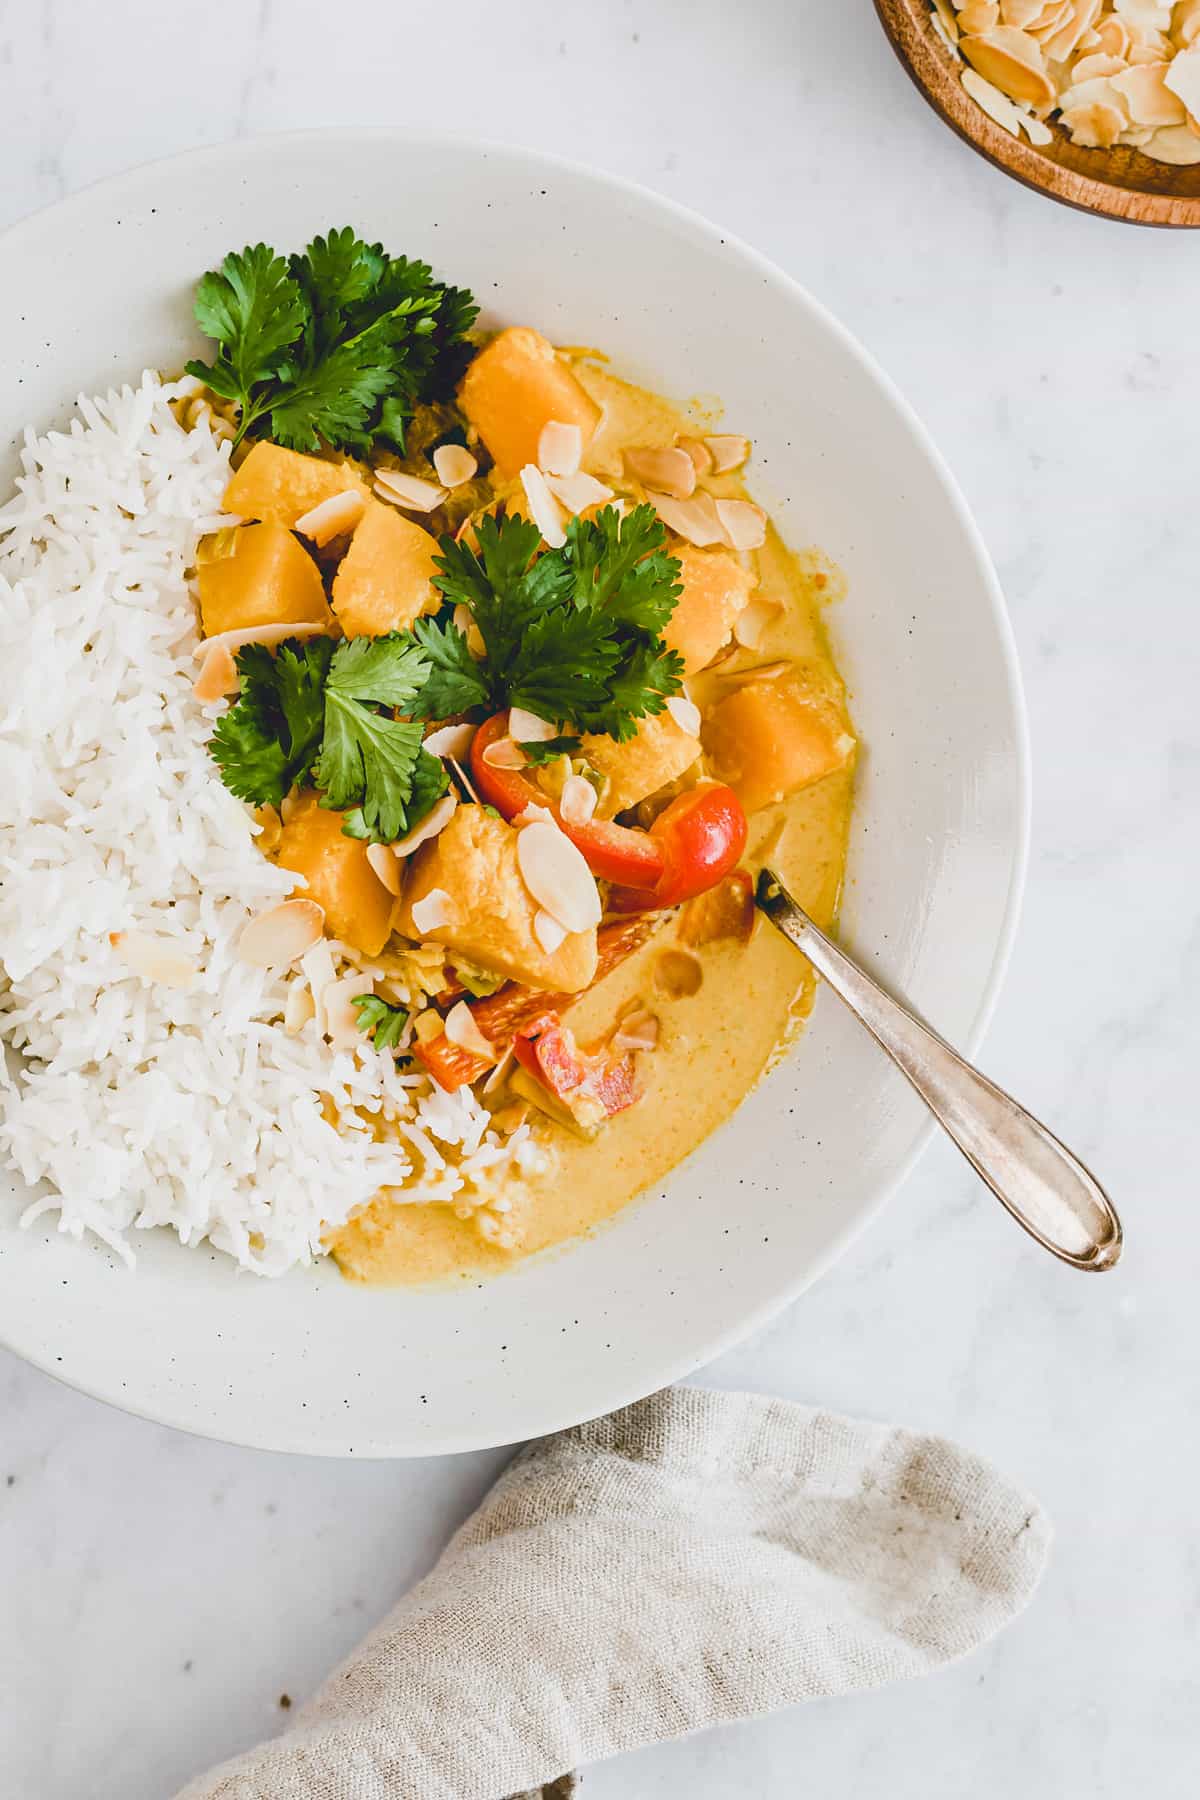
(0, 134), (1028, 1455)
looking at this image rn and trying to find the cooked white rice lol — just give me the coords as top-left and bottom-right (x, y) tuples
(0, 373), (540, 1275)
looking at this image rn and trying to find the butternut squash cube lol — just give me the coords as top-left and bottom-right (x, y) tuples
(397, 806), (598, 993)
(459, 328), (602, 481)
(197, 523), (332, 639)
(275, 792), (395, 959)
(331, 500), (440, 639)
(702, 666), (855, 815)
(663, 545), (754, 673)
(578, 711), (701, 819)
(224, 441), (371, 528)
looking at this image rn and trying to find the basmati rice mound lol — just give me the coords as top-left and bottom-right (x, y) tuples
(0, 374), (540, 1275)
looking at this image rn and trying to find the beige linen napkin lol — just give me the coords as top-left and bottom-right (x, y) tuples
(177, 1386), (1050, 1800)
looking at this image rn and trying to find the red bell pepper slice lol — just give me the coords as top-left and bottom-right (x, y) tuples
(512, 1021), (641, 1124)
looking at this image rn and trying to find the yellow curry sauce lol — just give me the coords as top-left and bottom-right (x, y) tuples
(328, 359), (855, 1286)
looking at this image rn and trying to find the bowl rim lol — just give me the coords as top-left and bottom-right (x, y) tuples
(0, 130), (1032, 1452)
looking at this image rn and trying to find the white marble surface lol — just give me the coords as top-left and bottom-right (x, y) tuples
(0, 0), (1196, 1793)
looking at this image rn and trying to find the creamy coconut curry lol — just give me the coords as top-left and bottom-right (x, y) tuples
(183, 234), (855, 1286)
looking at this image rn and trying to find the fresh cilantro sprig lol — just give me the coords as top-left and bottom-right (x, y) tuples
(413, 505), (685, 741)
(186, 228), (478, 454)
(352, 993), (409, 1053)
(208, 634), (449, 840)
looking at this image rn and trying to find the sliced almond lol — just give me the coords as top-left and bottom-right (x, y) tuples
(444, 1000), (498, 1063)
(1017, 109), (1056, 143)
(665, 694), (702, 737)
(536, 420), (583, 478)
(516, 821), (601, 933)
(373, 468), (448, 513)
(451, 602), (486, 659)
(238, 898), (325, 969)
(365, 843), (403, 896)
(733, 595), (783, 650)
(323, 973), (368, 1052)
(513, 801), (553, 828)
(432, 444), (478, 488)
(932, 0), (961, 39)
(423, 722), (476, 760)
(192, 642), (239, 704)
(715, 497), (768, 552)
(508, 706), (558, 743)
(392, 793), (458, 857)
(533, 909), (568, 955)
(958, 1), (1000, 31)
(676, 435), (714, 476)
(961, 25), (1057, 106)
(622, 446), (697, 500)
(294, 488), (367, 546)
(1164, 43), (1200, 114)
(647, 488), (730, 548)
(112, 931), (198, 990)
(1000, 0), (1045, 24)
(1061, 97), (1127, 144)
(300, 939), (337, 1034)
(1094, 12), (1132, 56)
(704, 434), (751, 474)
(961, 66), (1025, 132)
(283, 981), (316, 1035)
(410, 888), (454, 935)
(544, 470), (615, 515)
(1041, 0), (1104, 61)
(519, 464), (567, 549)
(1143, 118), (1200, 158)
(1176, 0), (1200, 50)
(612, 1009), (660, 1053)
(191, 620), (331, 662)
(482, 736), (527, 770)
(482, 1048), (516, 1096)
(559, 773), (598, 826)
(1112, 60), (1186, 123)
(1071, 50), (1130, 80)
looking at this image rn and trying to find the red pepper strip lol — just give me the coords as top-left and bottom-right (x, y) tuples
(608, 783), (750, 912)
(415, 915), (661, 1092)
(512, 1022), (641, 1123)
(470, 711), (665, 890)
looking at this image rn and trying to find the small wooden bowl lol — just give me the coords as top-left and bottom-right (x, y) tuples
(875, 0), (1200, 228)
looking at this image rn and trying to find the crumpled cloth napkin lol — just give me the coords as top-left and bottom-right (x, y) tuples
(177, 1386), (1050, 1800)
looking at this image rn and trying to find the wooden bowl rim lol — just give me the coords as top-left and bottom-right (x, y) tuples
(875, 0), (1200, 230)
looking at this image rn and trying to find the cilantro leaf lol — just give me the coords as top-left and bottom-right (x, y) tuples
(410, 614), (490, 719)
(506, 605), (620, 722)
(518, 736), (582, 766)
(187, 245), (307, 418)
(593, 642), (686, 741)
(265, 336), (400, 455)
(207, 636), (333, 806)
(323, 632), (431, 709)
(315, 705), (425, 842)
(352, 993), (409, 1053)
(566, 504), (682, 634)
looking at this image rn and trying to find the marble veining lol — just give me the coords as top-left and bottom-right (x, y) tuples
(0, 1), (1197, 1794)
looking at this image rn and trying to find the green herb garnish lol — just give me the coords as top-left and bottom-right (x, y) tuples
(517, 736), (583, 766)
(351, 994), (409, 1053)
(186, 229), (477, 454)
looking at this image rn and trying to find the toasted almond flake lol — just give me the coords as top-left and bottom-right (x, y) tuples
(517, 821), (601, 933)
(1164, 42), (1200, 112)
(519, 463), (567, 549)
(962, 25), (1057, 105)
(192, 642), (239, 704)
(238, 898), (325, 969)
(432, 443), (478, 488)
(1000, 0), (1044, 24)
(1177, 0), (1200, 50)
(1017, 108), (1056, 141)
(392, 794), (458, 861)
(704, 434), (751, 474)
(933, 0), (961, 37)
(1059, 71), (1134, 113)
(452, 602), (486, 659)
(533, 909), (568, 954)
(278, 788), (303, 825)
(612, 1009), (660, 1053)
(715, 497), (768, 552)
(410, 888), (453, 935)
(676, 435), (715, 476)
(191, 620), (332, 662)
(365, 843), (403, 896)
(283, 981), (316, 1035)
(962, 64), (1030, 129)
(482, 736), (527, 770)
(294, 488), (367, 546)
(513, 801), (553, 828)
(373, 468), (447, 513)
(1071, 49), (1130, 79)
(959, 0), (1000, 31)
(544, 470), (615, 514)
(1144, 117), (1200, 157)
(559, 773), (598, 826)
(1094, 11), (1131, 54)
(647, 487), (730, 548)
(1127, 40), (1166, 60)
(112, 931), (198, 990)
(508, 706), (558, 742)
(733, 595), (783, 650)
(1112, 59), (1187, 120)
(323, 973), (367, 1052)
(423, 722), (476, 760)
(665, 694), (702, 737)
(413, 1007), (444, 1044)
(300, 939), (337, 1034)
(623, 445), (697, 500)
(536, 420), (583, 478)
(483, 1049), (517, 1096)
(445, 1000), (498, 1063)
(1061, 96), (1127, 143)
(1028, 0), (1073, 38)
(1042, 0), (1104, 60)
(932, 8), (963, 51)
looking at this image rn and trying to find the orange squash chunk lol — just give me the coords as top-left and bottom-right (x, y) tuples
(578, 711), (701, 818)
(458, 327), (601, 480)
(197, 523), (332, 639)
(223, 441), (371, 528)
(331, 500), (440, 638)
(275, 792), (394, 958)
(663, 546), (754, 674)
(702, 667), (855, 815)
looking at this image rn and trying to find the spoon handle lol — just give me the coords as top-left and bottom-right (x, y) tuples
(756, 870), (1123, 1271)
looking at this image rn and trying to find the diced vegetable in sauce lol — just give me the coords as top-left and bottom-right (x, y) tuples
(275, 791), (395, 958)
(330, 500), (440, 638)
(224, 441), (371, 529)
(459, 327), (602, 479)
(702, 666), (855, 814)
(578, 711), (701, 818)
(198, 523), (331, 639)
(662, 545), (755, 673)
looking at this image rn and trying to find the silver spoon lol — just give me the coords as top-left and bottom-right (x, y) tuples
(756, 869), (1123, 1271)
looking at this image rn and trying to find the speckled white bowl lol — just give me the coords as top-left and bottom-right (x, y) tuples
(0, 133), (1029, 1456)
